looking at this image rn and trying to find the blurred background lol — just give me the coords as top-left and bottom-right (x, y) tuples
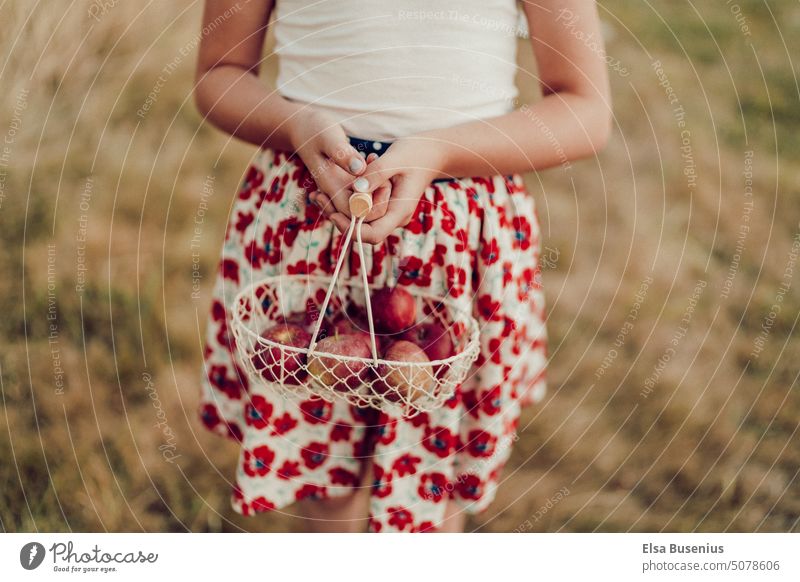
(1, 0), (798, 532)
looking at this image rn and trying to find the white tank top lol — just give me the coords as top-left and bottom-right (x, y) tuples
(273, 0), (522, 140)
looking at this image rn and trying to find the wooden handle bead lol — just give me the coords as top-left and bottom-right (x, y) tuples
(349, 191), (372, 218)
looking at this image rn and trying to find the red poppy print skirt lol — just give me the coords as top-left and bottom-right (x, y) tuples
(199, 148), (548, 532)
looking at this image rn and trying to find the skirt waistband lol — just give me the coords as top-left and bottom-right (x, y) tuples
(348, 135), (456, 184)
(348, 136), (392, 157)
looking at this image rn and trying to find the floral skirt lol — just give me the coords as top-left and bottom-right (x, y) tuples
(199, 147), (548, 532)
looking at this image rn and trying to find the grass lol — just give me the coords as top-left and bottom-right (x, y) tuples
(0, 0), (798, 532)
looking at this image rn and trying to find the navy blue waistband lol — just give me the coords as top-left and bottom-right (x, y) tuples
(348, 136), (393, 157)
(348, 136), (453, 184)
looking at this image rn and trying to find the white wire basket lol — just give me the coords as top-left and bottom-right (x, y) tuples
(229, 193), (480, 416)
(231, 274), (480, 416)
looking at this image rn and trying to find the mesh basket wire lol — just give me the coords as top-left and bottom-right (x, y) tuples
(229, 193), (481, 416)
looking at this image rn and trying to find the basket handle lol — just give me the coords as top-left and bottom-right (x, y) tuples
(308, 191), (380, 365)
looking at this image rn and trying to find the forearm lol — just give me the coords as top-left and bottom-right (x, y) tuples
(194, 64), (302, 151)
(424, 92), (611, 180)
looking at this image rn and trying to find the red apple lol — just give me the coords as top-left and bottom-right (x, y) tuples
(284, 311), (304, 323)
(284, 310), (308, 327)
(251, 323), (311, 385)
(400, 321), (454, 362)
(331, 315), (370, 342)
(345, 302), (366, 320)
(371, 285), (416, 334)
(376, 340), (435, 403)
(281, 310), (327, 338)
(307, 333), (372, 391)
(334, 314), (388, 352)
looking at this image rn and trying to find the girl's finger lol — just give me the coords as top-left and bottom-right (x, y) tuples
(315, 165), (356, 218)
(361, 152), (387, 221)
(329, 212), (351, 234)
(311, 191), (335, 217)
(321, 135), (366, 176)
(353, 154), (395, 194)
(361, 178), (420, 239)
(364, 183), (391, 222)
(331, 188), (357, 217)
(355, 220), (395, 246)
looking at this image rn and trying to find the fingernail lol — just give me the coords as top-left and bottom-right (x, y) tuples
(348, 157), (365, 173)
(353, 177), (369, 192)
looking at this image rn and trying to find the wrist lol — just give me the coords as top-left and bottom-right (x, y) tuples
(285, 109), (307, 152)
(431, 141), (457, 180)
(285, 105), (326, 152)
(393, 134), (453, 181)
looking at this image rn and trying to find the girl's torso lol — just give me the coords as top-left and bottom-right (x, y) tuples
(273, 0), (523, 140)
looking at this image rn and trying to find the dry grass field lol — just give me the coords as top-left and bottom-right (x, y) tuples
(1, 0), (798, 532)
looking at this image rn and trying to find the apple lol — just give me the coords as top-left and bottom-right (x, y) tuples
(334, 313), (391, 352)
(251, 323), (311, 385)
(307, 333), (372, 391)
(331, 315), (371, 342)
(400, 321), (454, 362)
(284, 310), (308, 327)
(345, 302), (366, 320)
(376, 340), (435, 403)
(371, 285), (416, 334)
(283, 304), (330, 334)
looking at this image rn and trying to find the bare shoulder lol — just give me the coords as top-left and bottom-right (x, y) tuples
(519, 0), (609, 99)
(197, 0), (275, 72)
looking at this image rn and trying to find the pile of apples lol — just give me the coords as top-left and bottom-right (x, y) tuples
(251, 285), (454, 402)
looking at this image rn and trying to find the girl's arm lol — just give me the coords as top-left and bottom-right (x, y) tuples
(194, 0), (370, 217)
(325, 0), (612, 243)
(194, 0), (293, 149)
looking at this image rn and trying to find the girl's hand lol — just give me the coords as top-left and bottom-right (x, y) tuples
(327, 137), (448, 245)
(287, 108), (367, 218)
(311, 153), (392, 223)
